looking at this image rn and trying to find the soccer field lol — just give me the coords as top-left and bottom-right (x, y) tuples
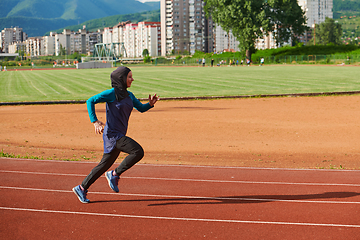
(0, 65), (359, 102)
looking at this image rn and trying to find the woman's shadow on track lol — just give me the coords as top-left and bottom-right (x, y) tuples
(92, 191), (359, 206)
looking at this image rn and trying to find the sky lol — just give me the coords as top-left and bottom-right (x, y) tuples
(137, 0), (160, 2)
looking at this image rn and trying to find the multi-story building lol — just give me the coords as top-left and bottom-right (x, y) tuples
(0, 27), (27, 53)
(8, 41), (26, 55)
(136, 22), (161, 57)
(55, 31), (67, 56)
(88, 30), (103, 55)
(103, 21), (161, 58)
(123, 23), (138, 57)
(255, 31), (278, 50)
(4, 26), (101, 57)
(214, 25), (240, 53)
(160, 0), (214, 56)
(103, 27), (113, 45)
(25, 37), (43, 57)
(298, 0), (333, 27)
(43, 33), (56, 56)
(54, 28), (101, 56)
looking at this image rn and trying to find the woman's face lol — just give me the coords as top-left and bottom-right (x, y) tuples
(127, 71), (134, 88)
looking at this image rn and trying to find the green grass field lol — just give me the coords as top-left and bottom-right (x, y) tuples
(0, 65), (359, 102)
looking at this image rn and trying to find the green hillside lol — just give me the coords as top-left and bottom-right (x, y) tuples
(46, 10), (160, 35)
(0, 0), (159, 36)
(333, 0), (360, 43)
(0, 16), (76, 37)
(333, 0), (360, 18)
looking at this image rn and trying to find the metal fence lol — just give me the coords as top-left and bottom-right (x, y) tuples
(148, 54), (360, 67)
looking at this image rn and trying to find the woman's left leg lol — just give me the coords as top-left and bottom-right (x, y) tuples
(81, 148), (121, 190)
(114, 136), (144, 176)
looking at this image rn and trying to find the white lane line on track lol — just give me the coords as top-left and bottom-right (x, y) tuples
(2, 157), (360, 172)
(0, 206), (359, 228)
(1, 186), (359, 205)
(1, 170), (359, 187)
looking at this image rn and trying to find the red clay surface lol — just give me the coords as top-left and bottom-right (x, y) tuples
(1, 96), (360, 169)
(0, 158), (359, 239)
(1, 96), (360, 238)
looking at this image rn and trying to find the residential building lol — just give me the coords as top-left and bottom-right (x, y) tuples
(123, 23), (138, 57)
(55, 32), (67, 56)
(160, 0), (214, 56)
(136, 22), (161, 57)
(0, 27), (27, 53)
(43, 33), (56, 56)
(298, 0), (333, 27)
(54, 28), (101, 56)
(103, 21), (161, 58)
(214, 25), (240, 53)
(255, 31), (278, 50)
(25, 37), (43, 57)
(103, 27), (113, 45)
(8, 41), (26, 55)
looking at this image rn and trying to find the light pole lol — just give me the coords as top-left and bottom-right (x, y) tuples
(312, 20), (316, 45)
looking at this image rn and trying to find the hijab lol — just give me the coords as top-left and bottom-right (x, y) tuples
(110, 66), (131, 101)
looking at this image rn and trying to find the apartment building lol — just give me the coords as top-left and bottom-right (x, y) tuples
(136, 22), (161, 57)
(123, 23), (137, 57)
(0, 27), (27, 53)
(255, 31), (278, 50)
(43, 33), (56, 56)
(103, 21), (161, 58)
(214, 25), (240, 53)
(298, 0), (333, 27)
(25, 37), (43, 57)
(8, 42), (26, 55)
(160, 0), (214, 56)
(22, 28), (100, 56)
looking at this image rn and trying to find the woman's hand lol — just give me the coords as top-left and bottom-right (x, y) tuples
(149, 94), (159, 107)
(93, 120), (105, 134)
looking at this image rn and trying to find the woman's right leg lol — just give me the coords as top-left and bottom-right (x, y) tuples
(81, 148), (121, 190)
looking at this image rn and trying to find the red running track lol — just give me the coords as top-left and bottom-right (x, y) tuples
(0, 157), (359, 239)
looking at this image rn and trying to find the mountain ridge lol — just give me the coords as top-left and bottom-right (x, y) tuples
(0, 0), (159, 36)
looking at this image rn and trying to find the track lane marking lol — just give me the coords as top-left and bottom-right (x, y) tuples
(1, 157), (360, 172)
(1, 186), (359, 205)
(0, 206), (359, 228)
(1, 170), (359, 187)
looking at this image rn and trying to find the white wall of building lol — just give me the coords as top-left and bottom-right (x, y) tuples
(214, 25), (240, 53)
(55, 34), (66, 56)
(43, 35), (55, 55)
(298, 0), (333, 27)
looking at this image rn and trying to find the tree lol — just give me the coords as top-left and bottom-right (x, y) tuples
(204, 0), (271, 60)
(204, 0), (308, 59)
(266, 0), (308, 46)
(315, 17), (342, 45)
(142, 49), (149, 57)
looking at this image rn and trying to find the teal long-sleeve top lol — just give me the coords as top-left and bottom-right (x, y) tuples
(86, 88), (153, 153)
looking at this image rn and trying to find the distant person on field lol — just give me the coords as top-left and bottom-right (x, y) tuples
(73, 66), (159, 203)
(260, 58), (264, 66)
(202, 58), (205, 67)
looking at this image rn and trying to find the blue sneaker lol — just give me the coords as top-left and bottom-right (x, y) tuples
(72, 185), (90, 203)
(105, 170), (119, 192)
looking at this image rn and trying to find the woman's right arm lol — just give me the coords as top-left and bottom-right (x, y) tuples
(86, 89), (115, 134)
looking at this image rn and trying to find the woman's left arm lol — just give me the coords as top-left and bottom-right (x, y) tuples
(130, 92), (159, 113)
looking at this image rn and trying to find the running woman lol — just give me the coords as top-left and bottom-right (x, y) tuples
(73, 66), (159, 203)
